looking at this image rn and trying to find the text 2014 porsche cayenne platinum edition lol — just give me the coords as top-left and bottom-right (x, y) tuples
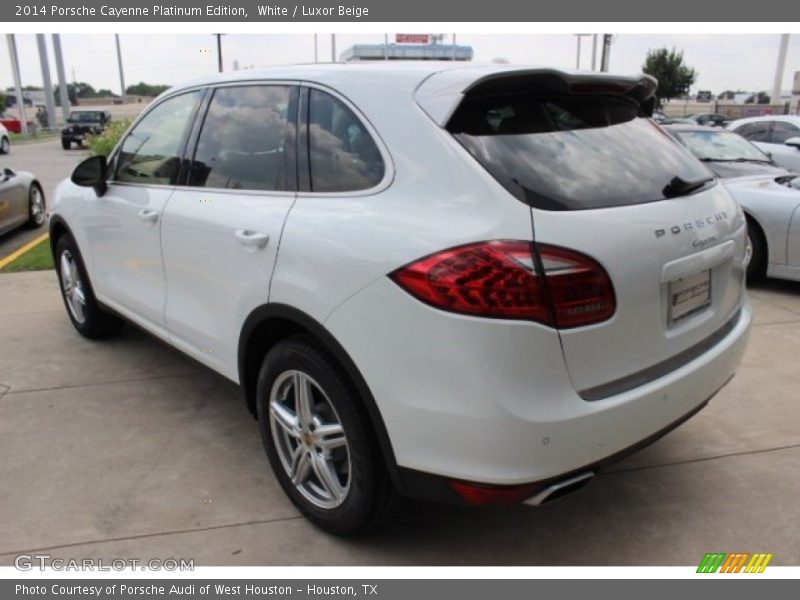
(50, 64), (752, 534)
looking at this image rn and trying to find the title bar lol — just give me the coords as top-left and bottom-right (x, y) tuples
(4, 0), (800, 22)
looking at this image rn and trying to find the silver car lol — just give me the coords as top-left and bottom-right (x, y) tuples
(0, 167), (46, 236)
(667, 124), (800, 282)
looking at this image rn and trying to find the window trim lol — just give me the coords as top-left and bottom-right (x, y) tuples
(297, 82), (394, 198)
(108, 87), (206, 190)
(179, 81), (301, 195)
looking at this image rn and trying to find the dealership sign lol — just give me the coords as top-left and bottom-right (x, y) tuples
(396, 34), (430, 44)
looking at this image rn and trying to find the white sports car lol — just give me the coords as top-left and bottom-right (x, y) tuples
(668, 124), (800, 282)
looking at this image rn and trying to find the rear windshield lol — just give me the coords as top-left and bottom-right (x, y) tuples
(70, 112), (104, 122)
(448, 94), (712, 211)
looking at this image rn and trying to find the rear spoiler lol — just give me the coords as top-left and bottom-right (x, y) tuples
(414, 67), (657, 126)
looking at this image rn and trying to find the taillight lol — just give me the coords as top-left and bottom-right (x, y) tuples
(389, 240), (615, 328)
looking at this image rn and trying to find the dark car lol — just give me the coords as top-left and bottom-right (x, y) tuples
(686, 113), (729, 127)
(61, 110), (111, 150)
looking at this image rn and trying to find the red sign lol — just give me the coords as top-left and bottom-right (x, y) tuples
(395, 34), (430, 44)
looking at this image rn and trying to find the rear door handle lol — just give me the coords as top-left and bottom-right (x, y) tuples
(235, 229), (270, 249)
(137, 209), (159, 224)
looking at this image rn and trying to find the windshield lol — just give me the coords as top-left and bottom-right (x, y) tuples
(70, 112), (103, 122)
(448, 94), (712, 211)
(673, 130), (770, 162)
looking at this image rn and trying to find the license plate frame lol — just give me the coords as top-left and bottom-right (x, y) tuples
(668, 269), (712, 325)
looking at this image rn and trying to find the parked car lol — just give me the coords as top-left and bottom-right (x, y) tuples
(685, 113), (729, 127)
(0, 167), (45, 236)
(50, 64), (752, 534)
(61, 110), (112, 150)
(0, 117), (22, 135)
(0, 122), (10, 154)
(727, 115), (800, 173)
(652, 111), (695, 125)
(667, 124), (800, 283)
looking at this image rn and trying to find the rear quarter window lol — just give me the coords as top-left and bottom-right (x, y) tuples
(448, 94), (712, 211)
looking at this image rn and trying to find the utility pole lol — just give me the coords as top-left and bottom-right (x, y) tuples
(771, 34), (790, 110)
(384, 34), (389, 60)
(314, 34), (318, 62)
(52, 34), (70, 123)
(600, 34), (613, 72)
(452, 33), (457, 61)
(215, 33), (224, 72)
(36, 34), (57, 131)
(115, 34), (127, 102)
(331, 34), (337, 62)
(6, 34), (28, 135)
(591, 34), (598, 71)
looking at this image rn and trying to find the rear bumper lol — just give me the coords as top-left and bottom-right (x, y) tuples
(326, 277), (753, 490)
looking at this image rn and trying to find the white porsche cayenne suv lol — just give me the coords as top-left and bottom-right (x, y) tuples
(50, 64), (752, 534)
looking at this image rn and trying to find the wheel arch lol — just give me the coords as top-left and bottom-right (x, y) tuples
(744, 210), (769, 263)
(49, 215), (74, 261)
(238, 303), (403, 491)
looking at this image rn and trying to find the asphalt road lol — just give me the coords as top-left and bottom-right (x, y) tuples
(0, 137), (87, 260)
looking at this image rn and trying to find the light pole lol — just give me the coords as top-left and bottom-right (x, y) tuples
(6, 34), (28, 135)
(591, 34), (598, 71)
(115, 34), (127, 102)
(52, 34), (70, 123)
(36, 34), (57, 131)
(771, 34), (790, 109)
(331, 34), (337, 62)
(600, 34), (613, 72)
(314, 34), (318, 62)
(574, 34), (591, 70)
(215, 33), (224, 72)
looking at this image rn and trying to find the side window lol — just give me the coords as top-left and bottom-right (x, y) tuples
(770, 121), (800, 144)
(737, 121), (772, 143)
(308, 89), (384, 193)
(190, 85), (294, 191)
(115, 91), (201, 185)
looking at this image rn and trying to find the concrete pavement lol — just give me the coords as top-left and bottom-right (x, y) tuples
(0, 270), (798, 566)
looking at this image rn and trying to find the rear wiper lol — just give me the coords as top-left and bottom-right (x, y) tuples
(662, 174), (714, 198)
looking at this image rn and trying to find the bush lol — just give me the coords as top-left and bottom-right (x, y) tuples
(87, 118), (132, 157)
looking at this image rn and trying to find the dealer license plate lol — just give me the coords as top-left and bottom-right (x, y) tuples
(668, 269), (712, 325)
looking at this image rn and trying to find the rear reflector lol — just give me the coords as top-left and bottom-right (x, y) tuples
(449, 480), (538, 506)
(390, 240), (615, 328)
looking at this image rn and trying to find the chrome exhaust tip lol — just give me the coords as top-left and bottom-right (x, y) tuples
(523, 471), (595, 506)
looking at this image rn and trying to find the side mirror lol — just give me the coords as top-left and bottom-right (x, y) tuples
(784, 137), (800, 149)
(71, 155), (108, 196)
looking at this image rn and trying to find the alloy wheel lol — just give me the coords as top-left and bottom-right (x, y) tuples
(30, 186), (45, 225)
(59, 250), (87, 324)
(268, 369), (351, 509)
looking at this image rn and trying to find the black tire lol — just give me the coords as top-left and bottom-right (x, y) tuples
(25, 183), (46, 229)
(54, 233), (124, 339)
(256, 334), (400, 535)
(0, 136), (10, 154)
(61, 139), (71, 150)
(746, 217), (768, 282)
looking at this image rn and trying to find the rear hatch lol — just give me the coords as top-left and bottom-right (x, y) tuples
(420, 67), (747, 399)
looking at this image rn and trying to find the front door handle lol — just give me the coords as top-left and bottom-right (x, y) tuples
(235, 229), (270, 248)
(137, 209), (159, 224)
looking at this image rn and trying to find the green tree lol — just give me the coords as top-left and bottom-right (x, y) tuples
(642, 47), (698, 108)
(125, 82), (170, 97)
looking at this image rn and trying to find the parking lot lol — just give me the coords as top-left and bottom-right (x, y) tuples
(0, 138), (799, 565)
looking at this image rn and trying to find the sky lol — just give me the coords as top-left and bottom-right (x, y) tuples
(2, 33), (799, 96)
